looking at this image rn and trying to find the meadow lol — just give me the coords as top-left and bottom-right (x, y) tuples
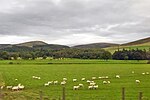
(0, 59), (150, 100)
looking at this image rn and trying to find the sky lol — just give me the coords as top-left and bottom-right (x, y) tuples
(0, 0), (150, 46)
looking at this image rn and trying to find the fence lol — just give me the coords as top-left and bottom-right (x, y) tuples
(0, 87), (148, 100)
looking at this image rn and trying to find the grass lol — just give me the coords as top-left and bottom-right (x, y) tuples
(0, 59), (150, 100)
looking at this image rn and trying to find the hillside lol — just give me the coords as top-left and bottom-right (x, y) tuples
(15, 41), (48, 47)
(72, 43), (119, 49)
(0, 44), (12, 49)
(121, 37), (150, 46)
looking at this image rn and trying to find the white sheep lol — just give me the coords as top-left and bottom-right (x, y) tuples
(88, 85), (93, 89)
(73, 86), (79, 90)
(81, 78), (85, 81)
(15, 79), (18, 81)
(87, 80), (91, 83)
(103, 81), (107, 84)
(92, 77), (96, 80)
(44, 83), (49, 86)
(142, 73), (145, 75)
(54, 81), (58, 85)
(63, 78), (67, 81)
(116, 75), (120, 78)
(132, 71), (135, 74)
(146, 72), (149, 75)
(90, 82), (96, 86)
(93, 85), (98, 89)
(79, 84), (84, 87)
(73, 79), (77, 82)
(61, 81), (66, 85)
(107, 81), (111, 84)
(98, 77), (102, 79)
(6, 86), (13, 89)
(48, 81), (53, 85)
(18, 85), (24, 90)
(136, 80), (140, 83)
(12, 86), (19, 91)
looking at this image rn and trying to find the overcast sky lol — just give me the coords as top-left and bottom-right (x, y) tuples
(0, 0), (150, 46)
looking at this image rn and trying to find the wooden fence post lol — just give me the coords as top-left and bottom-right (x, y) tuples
(139, 92), (143, 100)
(62, 86), (65, 100)
(39, 90), (43, 100)
(122, 87), (125, 100)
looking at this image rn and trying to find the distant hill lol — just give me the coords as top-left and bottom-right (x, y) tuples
(0, 41), (70, 52)
(0, 44), (12, 49)
(15, 41), (48, 47)
(121, 37), (150, 46)
(72, 43), (119, 49)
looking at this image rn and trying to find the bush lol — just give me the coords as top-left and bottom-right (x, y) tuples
(147, 60), (150, 64)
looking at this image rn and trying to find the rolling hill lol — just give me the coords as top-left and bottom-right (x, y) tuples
(72, 43), (119, 49)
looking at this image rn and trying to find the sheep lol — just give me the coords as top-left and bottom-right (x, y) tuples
(44, 83), (49, 86)
(15, 79), (18, 81)
(32, 76), (36, 79)
(73, 86), (79, 90)
(116, 75), (120, 78)
(6, 86), (13, 89)
(146, 72), (149, 75)
(105, 76), (109, 79)
(12, 86), (19, 91)
(142, 73), (145, 75)
(63, 78), (67, 81)
(88, 85), (93, 90)
(90, 82), (96, 86)
(73, 79), (77, 82)
(54, 81), (58, 85)
(18, 85), (24, 90)
(81, 78), (85, 81)
(79, 84), (84, 87)
(87, 80), (91, 83)
(103, 81), (107, 84)
(61, 81), (66, 85)
(92, 77), (96, 80)
(48, 81), (53, 85)
(98, 77), (102, 79)
(1, 86), (4, 89)
(132, 71), (135, 74)
(37, 77), (41, 80)
(107, 81), (111, 84)
(135, 80), (140, 83)
(93, 85), (98, 89)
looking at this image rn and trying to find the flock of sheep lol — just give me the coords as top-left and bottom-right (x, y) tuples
(1, 71), (149, 91)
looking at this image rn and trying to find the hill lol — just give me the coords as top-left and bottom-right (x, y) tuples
(15, 41), (48, 47)
(121, 37), (150, 46)
(72, 43), (119, 49)
(0, 44), (12, 49)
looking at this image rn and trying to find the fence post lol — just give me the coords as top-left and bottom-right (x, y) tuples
(62, 86), (65, 100)
(122, 87), (125, 100)
(39, 90), (43, 100)
(139, 92), (143, 100)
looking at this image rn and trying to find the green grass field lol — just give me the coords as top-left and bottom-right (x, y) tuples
(0, 59), (150, 100)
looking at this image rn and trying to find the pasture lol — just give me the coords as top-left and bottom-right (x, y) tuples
(0, 59), (150, 100)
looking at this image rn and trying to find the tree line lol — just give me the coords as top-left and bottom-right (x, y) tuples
(0, 48), (149, 60)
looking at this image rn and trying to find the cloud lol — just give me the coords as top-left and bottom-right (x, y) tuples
(0, 0), (150, 45)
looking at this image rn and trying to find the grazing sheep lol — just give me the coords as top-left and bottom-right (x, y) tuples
(142, 73), (145, 75)
(98, 77), (102, 79)
(105, 76), (109, 79)
(73, 79), (77, 82)
(90, 82), (96, 86)
(6, 86), (13, 89)
(12, 86), (19, 91)
(116, 75), (120, 78)
(63, 78), (67, 81)
(103, 81), (107, 84)
(38, 77), (41, 80)
(18, 85), (24, 90)
(79, 84), (84, 87)
(48, 81), (53, 85)
(87, 80), (91, 83)
(61, 81), (66, 85)
(54, 81), (58, 85)
(88, 85), (93, 90)
(136, 80), (140, 83)
(93, 85), (98, 89)
(92, 77), (96, 80)
(15, 79), (18, 81)
(132, 71), (135, 74)
(73, 86), (79, 90)
(107, 81), (111, 84)
(81, 78), (85, 81)
(44, 83), (49, 86)
(1, 86), (4, 89)
(146, 72), (149, 75)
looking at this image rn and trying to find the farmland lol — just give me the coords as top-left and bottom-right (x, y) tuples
(0, 59), (150, 100)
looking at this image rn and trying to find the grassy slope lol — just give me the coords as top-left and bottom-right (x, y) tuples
(104, 42), (150, 53)
(0, 59), (150, 100)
